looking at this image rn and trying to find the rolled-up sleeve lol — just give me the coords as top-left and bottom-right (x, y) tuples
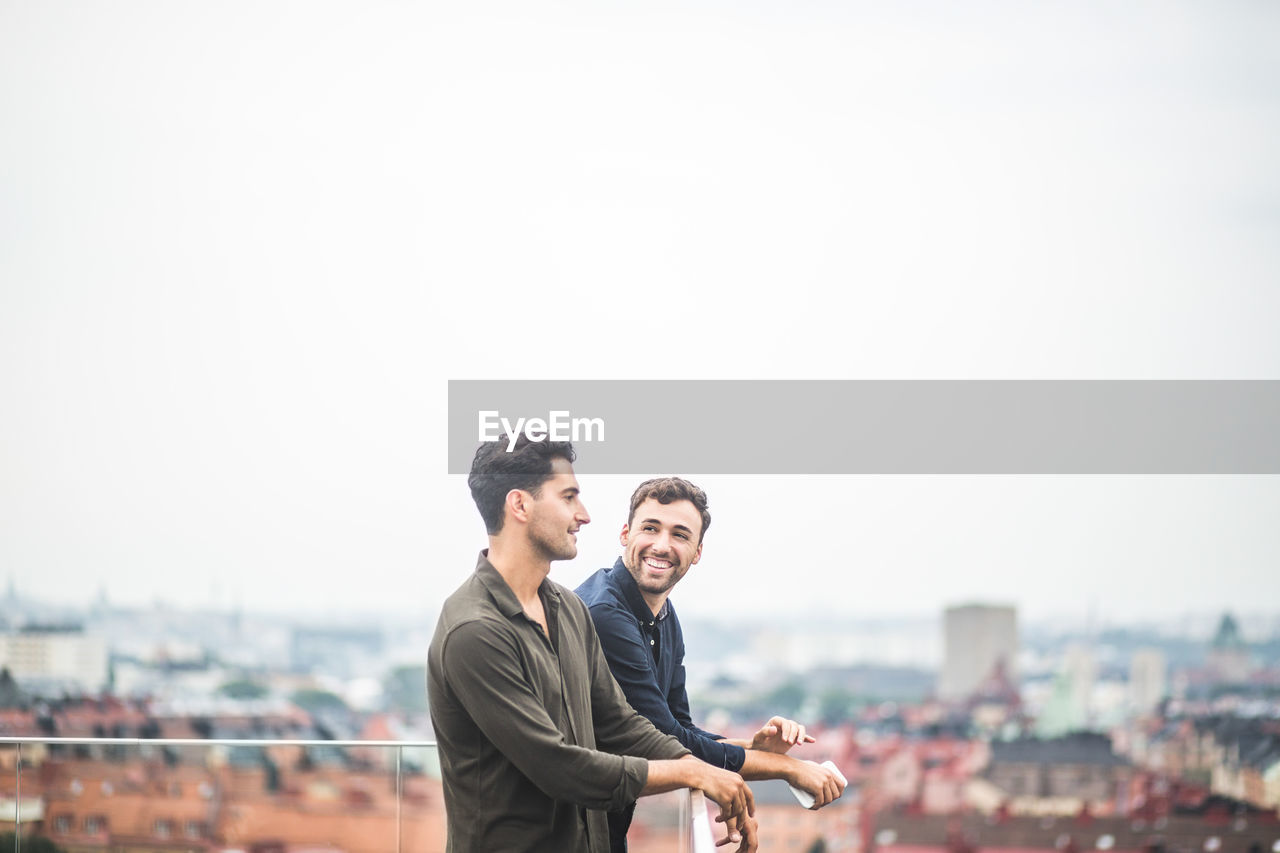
(442, 618), (651, 811)
(591, 604), (746, 772)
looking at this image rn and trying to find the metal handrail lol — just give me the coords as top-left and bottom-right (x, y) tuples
(0, 736), (436, 747)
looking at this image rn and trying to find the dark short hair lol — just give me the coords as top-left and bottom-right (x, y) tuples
(627, 477), (711, 542)
(468, 436), (576, 535)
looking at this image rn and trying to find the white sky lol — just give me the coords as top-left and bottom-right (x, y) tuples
(2, 1), (1278, 627)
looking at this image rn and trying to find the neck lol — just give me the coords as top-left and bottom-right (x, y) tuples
(639, 588), (668, 618)
(487, 536), (550, 604)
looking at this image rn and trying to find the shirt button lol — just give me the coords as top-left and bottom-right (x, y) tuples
(650, 639), (655, 646)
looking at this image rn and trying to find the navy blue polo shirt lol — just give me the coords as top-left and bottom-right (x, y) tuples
(575, 559), (746, 773)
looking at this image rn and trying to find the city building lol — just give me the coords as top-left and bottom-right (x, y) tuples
(872, 807), (1280, 853)
(983, 732), (1134, 815)
(1207, 613), (1250, 685)
(290, 626), (384, 679)
(0, 623), (108, 694)
(938, 605), (1018, 703)
(1129, 648), (1167, 715)
(3, 749), (446, 853)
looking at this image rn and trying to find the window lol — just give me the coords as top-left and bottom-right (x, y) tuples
(53, 814), (73, 834)
(154, 819), (174, 839)
(83, 815), (107, 834)
(185, 820), (205, 839)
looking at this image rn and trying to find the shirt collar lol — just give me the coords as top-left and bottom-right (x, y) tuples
(608, 557), (669, 624)
(475, 550), (559, 619)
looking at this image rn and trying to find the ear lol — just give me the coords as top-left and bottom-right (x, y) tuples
(506, 489), (532, 524)
(691, 541), (703, 565)
(618, 523), (630, 548)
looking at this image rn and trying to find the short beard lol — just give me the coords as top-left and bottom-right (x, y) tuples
(530, 526), (576, 563)
(626, 555), (682, 597)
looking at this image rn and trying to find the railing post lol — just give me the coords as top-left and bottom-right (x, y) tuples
(14, 742), (20, 853)
(396, 745), (403, 853)
(688, 788), (715, 853)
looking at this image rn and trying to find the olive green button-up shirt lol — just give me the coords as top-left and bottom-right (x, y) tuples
(428, 552), (690, 853)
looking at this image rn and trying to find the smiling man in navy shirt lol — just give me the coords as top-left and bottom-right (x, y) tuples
(576, 476), (846, 852)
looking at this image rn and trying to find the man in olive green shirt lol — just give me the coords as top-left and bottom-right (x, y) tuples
(429, 436), (756, 853)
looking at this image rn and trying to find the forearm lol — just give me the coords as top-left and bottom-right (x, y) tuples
(641, 755), (709, 795)
(719, 737), (751, 749)
(736, 748), (803, 783)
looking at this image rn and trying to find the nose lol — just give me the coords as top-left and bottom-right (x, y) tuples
(576, 502), (591, 526)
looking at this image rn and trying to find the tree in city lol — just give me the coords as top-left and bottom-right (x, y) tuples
(0, 668), (25, 709)
(218, 679), (269, 700)
(289, 688), (348, 714)
(384, 665), (428, 714)
(817, 686), (856, 727)
(762, 680), (806, 718)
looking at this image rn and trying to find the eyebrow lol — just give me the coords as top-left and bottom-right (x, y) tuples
(640, 518), (694, 534)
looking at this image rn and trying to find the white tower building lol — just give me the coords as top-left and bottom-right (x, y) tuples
(938, 604), (1018, 702)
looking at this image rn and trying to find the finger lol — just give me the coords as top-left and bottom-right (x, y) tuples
(794, 724), (806, 745)
(803, 733), (817, 744)
(715, 814), (744, 842)
(715, 815), (743, 846)
(730, 813), (748, 843)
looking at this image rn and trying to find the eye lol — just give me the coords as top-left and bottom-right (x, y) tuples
(642, 525), (657, 532)
(675, 532), (689, 540)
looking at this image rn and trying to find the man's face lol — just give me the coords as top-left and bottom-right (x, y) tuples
(620, 497), (703, 601)
(525, 457), (591, 562)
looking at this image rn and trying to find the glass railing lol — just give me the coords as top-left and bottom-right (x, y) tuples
(0, 736), (712, 852)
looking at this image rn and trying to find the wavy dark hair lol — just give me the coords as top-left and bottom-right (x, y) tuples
(627, 477), (710, 542)
(468, 436), (576, 534)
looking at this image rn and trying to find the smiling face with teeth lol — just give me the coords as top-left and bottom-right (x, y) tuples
(620, 497), (704, 613)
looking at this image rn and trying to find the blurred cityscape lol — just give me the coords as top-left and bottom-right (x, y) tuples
(2, 581), (1279, 853)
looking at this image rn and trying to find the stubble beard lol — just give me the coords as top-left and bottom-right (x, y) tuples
(625, 553), (684, 598)
(531, 523), (576, 563)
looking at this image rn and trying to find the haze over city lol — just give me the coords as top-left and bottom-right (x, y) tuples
(3, 1), (1279, 621)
